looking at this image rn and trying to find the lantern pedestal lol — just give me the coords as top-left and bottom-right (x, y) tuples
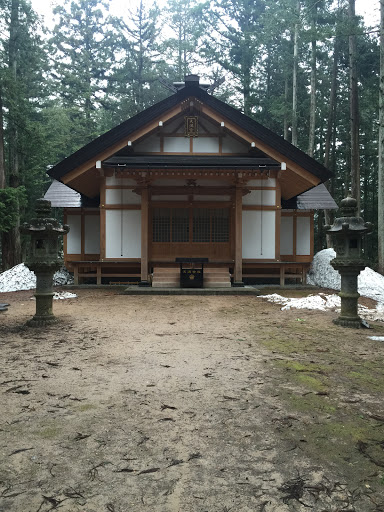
(331, 262), (365, 328)
(21, 199), (69, 328)
(27, 270), (58, 327)
(325, 195), (372, 329)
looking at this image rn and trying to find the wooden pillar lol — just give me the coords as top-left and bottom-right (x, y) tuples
(100, 176), (106, 260)
(140, 186), (150, 285)
(233, 185), (244, 286)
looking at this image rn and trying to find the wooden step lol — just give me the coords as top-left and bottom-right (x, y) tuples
(152, 266), (231, 288)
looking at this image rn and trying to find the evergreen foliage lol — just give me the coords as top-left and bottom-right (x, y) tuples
(0, 0), (381, 269)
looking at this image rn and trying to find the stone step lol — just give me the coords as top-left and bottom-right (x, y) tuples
(204, 281), (232, 288)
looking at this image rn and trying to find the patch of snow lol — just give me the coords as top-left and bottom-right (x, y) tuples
(53, 291), (76, 300)
(0, 263), (73, 293)
(307, 249), (384, 304)
(260, 293), (384, 322)
(30, 291), (77, 300)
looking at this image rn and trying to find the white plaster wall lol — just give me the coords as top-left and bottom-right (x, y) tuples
(105, 189), (141, 205)
(164, 137), (190, 152)
(105, 210), (141, 258)
(242, 211), (275, 259)
(247, 178), (276, 187)
(134, 134), (161, 152)
(242, 190), (276, 206)
(66, 215), (81, 254)
(193, 138), (220, 153)
(84, 215), (100, 254)
(106, 177), (137, 186)
(280, 216), (293, 255)
(296, 216), (311, 255)
(222, 136), (248, 153)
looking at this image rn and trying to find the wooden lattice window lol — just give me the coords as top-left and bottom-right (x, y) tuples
(152, 208), (189, 242)
(193, 208), (229, 243)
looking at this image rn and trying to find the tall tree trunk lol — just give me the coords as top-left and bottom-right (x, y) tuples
(2, 0), (21, 270)
(284, 76), (289, 140)
(291, 0), (300, 147)
(324, 36), (340, 247)
(0, 88), (5, 190)
(308, 3), (317, 157)
(349, 0), (360, 211)
(379, 0), (384, 274)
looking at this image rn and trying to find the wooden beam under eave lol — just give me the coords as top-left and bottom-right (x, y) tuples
(200, 104), (321, 188)
(62, 104), (183, 185)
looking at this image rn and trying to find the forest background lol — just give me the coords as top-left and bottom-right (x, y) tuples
(0, 0), (382, 272)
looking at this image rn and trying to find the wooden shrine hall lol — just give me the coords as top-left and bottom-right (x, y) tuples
(45, 74), (337, 288)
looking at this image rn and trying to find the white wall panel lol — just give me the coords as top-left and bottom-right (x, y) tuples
(106, 210), (141, 258)
(193, 137), (220, 153)
(105, 189), (141, 205)
(296, 216), (311, 255)
(164, 137), (190, 152)
(280, 216), (293, 255)
(84, 215), (100, 254)
(242, 211), (275, 259)
(67, 215), (81, 254)
(242, 190), (276, 206)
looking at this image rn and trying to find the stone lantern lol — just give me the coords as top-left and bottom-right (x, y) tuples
(325, 195), (373, 328)
(21, 199), (69, 326)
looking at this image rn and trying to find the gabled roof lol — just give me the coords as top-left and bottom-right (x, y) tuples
(47, 76), (332, 200)
(45, 179), (337, 210)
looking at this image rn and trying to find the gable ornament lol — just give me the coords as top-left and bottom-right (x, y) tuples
(185, 116), (199, 137)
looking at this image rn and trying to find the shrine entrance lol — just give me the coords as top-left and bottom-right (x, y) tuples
(150, 205), (233, 261)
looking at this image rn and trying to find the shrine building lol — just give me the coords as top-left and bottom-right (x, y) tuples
(45, 75), (337, 288)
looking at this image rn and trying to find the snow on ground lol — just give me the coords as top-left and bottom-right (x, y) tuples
(260, 249), (384, 321)
(0, 263), (74, 293)
(259, 292), (384, 322)
(307, 248), (384, 304)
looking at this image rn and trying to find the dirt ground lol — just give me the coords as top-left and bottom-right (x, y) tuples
(1, 288), (384, 512)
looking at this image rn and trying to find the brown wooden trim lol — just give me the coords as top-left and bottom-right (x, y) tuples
(63, 211), (68, 266)
(102, 258), (141, 262)
(141, 187), (149, 281)
(246, 186), (276, 191)
(150, 201), (233, 208)
(275, 180), (281, 260)
(310, 212), (314, 259)
(234, 186), (242, 283)
(100, 177), (106, 259)
(104, 205), (141, 210)
(150, 186), (234, 195)
(242, 205), (278, 211)
(189, 137), (193, 153)
(293, 215), (297, 260)
(105, 185), (136, 190)
(62, 104), (183, 184)
(81, 210), (85, 260)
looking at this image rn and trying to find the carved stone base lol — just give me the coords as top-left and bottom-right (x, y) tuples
(333, 316), (362, 329)
(26, 315), (58, 328)
(232, 281), (244, 287)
